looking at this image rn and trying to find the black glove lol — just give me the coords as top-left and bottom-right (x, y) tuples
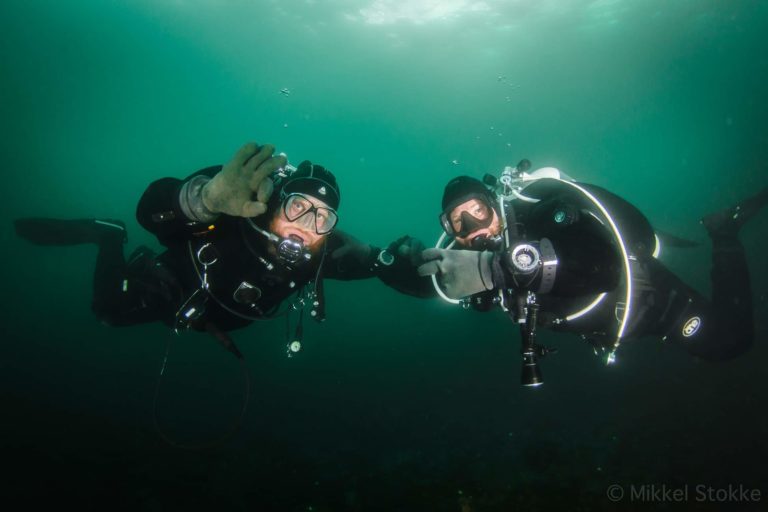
(417, 248), (495, 299)
(387, 235), (426, 268)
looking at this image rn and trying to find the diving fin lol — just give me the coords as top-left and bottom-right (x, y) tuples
(14, 218), (126, 246)
(701, 186), (768, 237)
(655, 230), (699, 249)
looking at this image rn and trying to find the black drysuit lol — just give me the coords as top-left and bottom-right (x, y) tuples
(467, 180), (754, 362)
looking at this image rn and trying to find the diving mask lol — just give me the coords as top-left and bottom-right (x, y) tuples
(440, 200), (495, 238)
(282, 193), (338, 235)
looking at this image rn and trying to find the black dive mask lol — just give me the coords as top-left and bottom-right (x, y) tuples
(440, 209), (494, 238)
(457, 211), (493, 237)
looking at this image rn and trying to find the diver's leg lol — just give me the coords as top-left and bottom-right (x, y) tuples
(661, 188), (768, 360)
(657, 266), (752, 361)
(700, 187), (767, 358)
(705, 231), (753, 359)
(91, 226), (130, 322)
(648, 260), (745, 361)
(13, 217), (129, 316)
(14, 218), (176, 327)
(94, 242), (182, 327)
(99, 246), (181, 327)
(700, 186), (768, 237)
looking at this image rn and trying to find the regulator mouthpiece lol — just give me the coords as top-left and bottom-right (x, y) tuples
(277, 237), (311, 265)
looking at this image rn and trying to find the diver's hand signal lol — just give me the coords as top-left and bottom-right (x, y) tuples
(202, 142), (284, 218)
(417, 248), (494, 299)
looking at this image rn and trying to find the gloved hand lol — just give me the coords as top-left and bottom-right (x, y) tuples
(387, 235), (427, 267)
(202, 143), (285, 217)
(417, 248), (495, 299)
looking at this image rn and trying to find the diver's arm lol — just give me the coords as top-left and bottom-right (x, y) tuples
(418, 237), (617, 300)
(137, 143), (283, 247)
(136, 166), (223, 247)
(324, 230), (380, 280)
(325, 232), (436, 297)
(376, 262), (436, 298)
(376, 235), (436, 298)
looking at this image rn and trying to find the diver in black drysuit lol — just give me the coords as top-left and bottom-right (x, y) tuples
(14, 145), (423, 351)
(418, 173), (767, 362)
(92, 168), (404, 331)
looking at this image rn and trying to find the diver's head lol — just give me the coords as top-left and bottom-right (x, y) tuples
(440, 176), (501, 249)
(266, 160), (340, 254)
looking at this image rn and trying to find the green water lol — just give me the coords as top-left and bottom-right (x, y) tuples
(1, 1), (766, 510)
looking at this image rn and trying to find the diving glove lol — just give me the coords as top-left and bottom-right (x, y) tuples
(387, 235), (427, 267)
(201, 143), (284, 218)
(417, 248), (495, 299)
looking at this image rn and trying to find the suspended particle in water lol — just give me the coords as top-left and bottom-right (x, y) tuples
(451, 159), (459, 165)
(283, 123), (289, 128)
(280, 87), (291, 96)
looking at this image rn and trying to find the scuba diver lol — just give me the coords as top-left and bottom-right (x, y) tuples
(417, 161), (767, 385)
(15, 141), (432, 449)
(14, 142), (414, 357)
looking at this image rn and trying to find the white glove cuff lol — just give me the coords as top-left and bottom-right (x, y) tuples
(179, 175), (219, 223)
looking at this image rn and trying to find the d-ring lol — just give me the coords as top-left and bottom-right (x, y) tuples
(196, 242), (219, 266)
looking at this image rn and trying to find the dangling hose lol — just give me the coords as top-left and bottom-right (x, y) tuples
(431, 232), (461, 304)
(152, 333), (251, 451)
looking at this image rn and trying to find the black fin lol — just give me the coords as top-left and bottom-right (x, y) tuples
(701, 186), (768, 237)
(14, 218), (126, 246)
